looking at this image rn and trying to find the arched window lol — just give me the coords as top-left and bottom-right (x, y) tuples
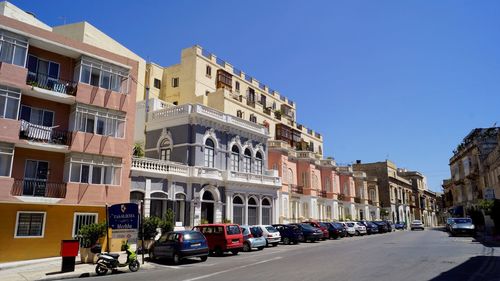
(204, 139), (215, 168)
(243, 148), (252, 173)
(159, 138), (172, 161)
(230, 145), (240, 171)
(325, 177), (331, 192)
(237, 110), (243, 118)
(282, 163), (287, 179)
(288, 168), (294, 184)
(249, 114), (257, 123)
(233, 196), (244, 225)
(302, 202), (309, 218)
(343, 182), (349, 196)
(248, 197), (258, 225)
(312, 174), (319, 189)
(202, 190), (214, 201)
(255, 151), (263, 175)
(369, 189), (376, 201)
(262, 198), (272, 225)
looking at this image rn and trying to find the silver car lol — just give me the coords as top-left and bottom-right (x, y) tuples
(410, 220), (424, 231)
(240, 225), (267, 252)
(449, 218), (475, 236)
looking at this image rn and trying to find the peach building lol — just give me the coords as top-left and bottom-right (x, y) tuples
(0, 2), (140, 262)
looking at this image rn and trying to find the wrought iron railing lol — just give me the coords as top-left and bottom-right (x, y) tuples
(11, 178), (66, 198)
(26, 72), (77, 96)
(291, 185), (303, 194)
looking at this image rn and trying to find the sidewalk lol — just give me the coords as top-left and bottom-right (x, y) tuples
(0, 253), (155, 281)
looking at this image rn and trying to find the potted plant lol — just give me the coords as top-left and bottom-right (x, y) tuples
(78, 222), (106, 263)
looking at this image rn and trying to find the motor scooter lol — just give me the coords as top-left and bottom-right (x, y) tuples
(95, 242), (140, 275)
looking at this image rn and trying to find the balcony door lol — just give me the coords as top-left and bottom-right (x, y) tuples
(27, 55), (60, 89)
(23, 160), (49, 196)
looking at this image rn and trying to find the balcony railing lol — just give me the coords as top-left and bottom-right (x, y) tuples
(11, 178), (66, 198)
(247, 100), (256, 108)
(263, 107), (271, 115)
(291, 185), (303, 194)
(319, 190), (327, 198)
(131, 157), (189, 176)
(19, 120), (72, 146)
(368, 199), (373, 205)
(338, 193), (345, 201)
(354, 197), (362, 204)
(26, 72), (77, 96)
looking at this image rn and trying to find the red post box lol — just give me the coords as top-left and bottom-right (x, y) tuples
(60, 240), (79, 272)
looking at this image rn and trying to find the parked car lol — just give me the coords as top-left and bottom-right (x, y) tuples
(290, 223), (323, 242)
(359, 221), (379, 235)
(256, 225), (281, 247)
(273, 224), (304, 244)
(322, 222), (343, 239)
(449, 218), (475, 237)
(341, 222), (357, 237)
(395, 222), (406, 230)
(149, 230), (209, 264)
(446, 218), (456, 232)
(348, 222), (367, 236)
(303, 221), (329, 240)
(193, 224), (243, 256)
(331, 222), (348, 237)
(240, 225), (266, 252)
(373, 221), (389, 233)
(410, 220), (425, 231)
(386, 220), (396, 232)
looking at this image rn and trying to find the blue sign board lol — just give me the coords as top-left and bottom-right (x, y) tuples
(108, 203), (139, 229)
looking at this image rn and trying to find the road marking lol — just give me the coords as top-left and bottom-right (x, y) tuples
(181, 256), (282, 281)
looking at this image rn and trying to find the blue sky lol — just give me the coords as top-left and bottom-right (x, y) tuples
(12, 0), (500, 191)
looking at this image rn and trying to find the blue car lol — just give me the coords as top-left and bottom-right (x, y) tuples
(240, 225), (267, 251)
(149, 230), (209, 264)
(273, 224), (304, 244)
(289, 223), (323, 242)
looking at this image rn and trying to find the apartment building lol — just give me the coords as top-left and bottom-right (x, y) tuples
(0, 2), (139, 262)
(131, 100), (281, 227)
(443, 127), (500, 216)
(398, 170), (439, 226)
(353, 160), (414, 224)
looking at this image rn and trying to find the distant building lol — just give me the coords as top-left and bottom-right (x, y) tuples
(444, 127), (500, 216)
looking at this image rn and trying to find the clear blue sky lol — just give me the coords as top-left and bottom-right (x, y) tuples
(12, 0), (500, 192)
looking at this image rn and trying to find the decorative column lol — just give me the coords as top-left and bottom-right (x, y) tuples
(258, 195), (263, 225)
(226, 192), (232, 222)
(144, 178), (152, 217)
(244, 194), (249, 225)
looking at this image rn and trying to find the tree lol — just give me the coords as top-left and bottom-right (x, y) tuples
(160, 208), (175, 233)
(139, 216), (162, 240)
(78, 222), (106, 248)
(380, 209), (389, 219)
(133, 142), (145, 157)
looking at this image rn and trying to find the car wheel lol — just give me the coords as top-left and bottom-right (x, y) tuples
(149, 249), (156, 261)
(214, 247), (223, 257)
(200, 256), (208, 262)
(356, 231), (360, 236)
(272, 243), (278, 247)
(283, 237), (290, 245)
(172, 253), (181, 265)
(243, 242), (251, 252)
(258, 246), (264, 251)
(231, 250), (239, 255)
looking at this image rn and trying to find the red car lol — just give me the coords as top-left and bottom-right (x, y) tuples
(194, 224), (243, 256)
(303, 221), (329, 240)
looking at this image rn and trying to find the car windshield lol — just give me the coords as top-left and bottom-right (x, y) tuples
(265, 226), (278, 233)
(346, 223), (354, 227)
(184, 232), (204, 240)
(333, 223), (343, 228)
(250, 227), (263, 237)
(454, 218), (472, 224)
(412, 220), (422, 224)
(226, 225), (241, 235)
(300, 223), (314, 230)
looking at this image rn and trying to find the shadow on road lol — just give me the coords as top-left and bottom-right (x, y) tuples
(430, 256), (500, 281)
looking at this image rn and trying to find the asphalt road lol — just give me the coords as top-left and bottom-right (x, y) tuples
(73, 228), (500, 281)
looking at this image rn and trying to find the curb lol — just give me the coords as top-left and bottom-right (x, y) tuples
(0, 257), (62, 271)
(37, 262), (156, 281)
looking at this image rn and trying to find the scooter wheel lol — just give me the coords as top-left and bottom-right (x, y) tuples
(129, 260), (140, 272)
(95, 265), (108, 276)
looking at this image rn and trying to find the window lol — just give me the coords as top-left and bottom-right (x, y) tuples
(172, 77), (179, 88)
(235, 81), (240, 92)
(231, 145), (240, 171)
(0, 142), (14, 177)
(72, 213), (98, 237)
(15, 212), (45, 238)
(204, 139), (215, 168)
(247, 88), (255, 103)
(250, 114), (257, 123)
(233, 196), (244, 225)
(74, 105), (126, 138)
(0, 86), (20, 120)
(243, 148), (252, 173)
(255, 152), (263, 175)
(301, 172), (308, 187)
(159, 138), (172, 161)
(313, 174), (319, 189)
(20, 105), (54, 127)
(206, 65), (212, 77)
(26, 55), (61, 91)
(69, 153), (122, 185)
(0, 30), (28, 67)
(236, 110), (243, 118)
(260, 94), (266, 106)
(288, 168), (294, 184)
(76, 57), (129, 94)
(282, 163), (287, 178)
(153, 78), (161, 89)
(325, 177), (331, 192)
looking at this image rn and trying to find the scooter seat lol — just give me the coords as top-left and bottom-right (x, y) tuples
(106, 253), (120, 259)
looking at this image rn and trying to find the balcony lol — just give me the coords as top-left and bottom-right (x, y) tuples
(225, 170), (280, 186)
(18, 120), (72, 152)
(247, 100), (256, 108)
(131, 157), (189, 177)
(25, 72), (77, 104)
(290, 185), (303, 194)
(11, 178), (66, 198)
(354, 197), (362, 204)
(368, 199), (373, 205)
(318, 190), (327, 198)
(263, 107), (271, 115)
(338, 193), (345, 201)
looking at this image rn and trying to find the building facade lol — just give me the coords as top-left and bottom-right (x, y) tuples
(0, 2), (139, 262)
(443, 127), (500, 216)
(131, 101), (281, 227)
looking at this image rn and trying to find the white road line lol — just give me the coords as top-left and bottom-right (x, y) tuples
(181, 256), (282, 281)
